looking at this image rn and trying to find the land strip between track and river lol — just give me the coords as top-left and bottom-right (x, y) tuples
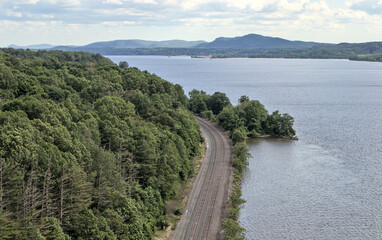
(172, 116), (234, 240)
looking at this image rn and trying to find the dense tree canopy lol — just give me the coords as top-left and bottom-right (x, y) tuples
(0, 48), (202, 239)
(188, 91), (296, 143)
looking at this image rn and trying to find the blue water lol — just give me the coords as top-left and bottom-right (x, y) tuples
(107, 56), (382, 239)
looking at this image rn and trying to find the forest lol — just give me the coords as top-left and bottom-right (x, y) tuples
(210, 42), (382, 61)
(349, 53), (382, 62)
(0, 49), (202, 239)
(54, 41), (382, 62)
(0, 48), (296, 239)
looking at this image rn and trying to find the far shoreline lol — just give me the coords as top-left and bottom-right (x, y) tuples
(104, 55), (382, 63)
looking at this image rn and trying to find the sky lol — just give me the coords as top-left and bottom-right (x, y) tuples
(0, 0), (382, 47)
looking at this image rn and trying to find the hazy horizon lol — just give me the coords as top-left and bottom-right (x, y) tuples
(3, 32), (381, 49)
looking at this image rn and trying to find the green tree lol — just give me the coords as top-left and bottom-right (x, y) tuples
(231, 127), (247, 145)
(65, 209), (104, 239)
(217, 106), (243, 132)
(0, 63), (16, 90)
(263, 110), (296, 137)
(238, 100), (268, 136)
(118, 61), (129, 69)
(0, 211), (21, 239)
(238, 95), (249, 104)
(206, 92), (231, 115)
(221, 218), (245, 240)
(41, 217), (71, 240)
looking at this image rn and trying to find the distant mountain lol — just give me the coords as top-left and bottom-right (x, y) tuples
(196, 34), (325, 49)
(7, 44), (55, 50)
(14, 33), (381, 62)
(83, 39), (206, 49)
(51, 34), (326, 53)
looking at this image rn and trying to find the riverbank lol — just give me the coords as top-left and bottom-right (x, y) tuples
(255, 135), (299, 141)
(221, 140), (248, 240)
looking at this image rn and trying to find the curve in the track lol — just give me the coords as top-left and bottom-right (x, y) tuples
(172, 117), (233, 240)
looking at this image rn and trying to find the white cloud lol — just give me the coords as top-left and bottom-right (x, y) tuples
(133, 0), (158, 4)
(101, 20), (136, 25)
(45, 0), (81, 6)
(25, 12), (55, 18)
(162, 0), (177, 5)
(347, 0), (382, 14)
(1, 0), (382, 46)
(12, 0), (40, 4)
(6, 10), (23, 17)
(103, 0), (124, 5)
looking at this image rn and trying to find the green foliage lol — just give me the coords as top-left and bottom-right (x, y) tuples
(231, 127), (247, 145)
(211, 42), (382, 62)
(350, 53), (382, 62)
(42, 217), (71, 240)
(28, 227), (46, 240)
(238, 95), (249, 104)
(229, 186), (246, 213)
(207, 92), (231, 115)
(221, 218), (245, 240)
(237, 99), (268, 135)
(66, 209), (111, 239)
(221, 141), (249, 240)
(216, 96), (295, 138)
(0, 211), (21, 239)
(200, 110), (214, 120)
(232, 142), (249, 176)
(190, 92), (296, 139)
(217, 106), (243, 132)
(263, 110), (296, 137)
(188, 90), (208, 114)
(188, 89), (231, 115)
(119, 61), (129, 69)
(0, 49), (202, 239)
(0, 63), (15, 90)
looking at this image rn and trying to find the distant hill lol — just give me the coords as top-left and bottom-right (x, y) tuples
(52, 39), (206, 52)
(51, 34), (326, 53)
(7, 44), (55, 50)
(9, 33), (382, 62)
(196, 34), (325, 49)
(83, 39), (206, 49)
(8, 34), (325, 51)
(209, 41), (382, 60)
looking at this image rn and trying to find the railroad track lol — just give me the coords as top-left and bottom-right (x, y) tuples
(172, 117), (233, 240)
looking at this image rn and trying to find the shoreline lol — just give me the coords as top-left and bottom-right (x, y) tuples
(104, 54), (382, 63)
(253, 135), (299, 141)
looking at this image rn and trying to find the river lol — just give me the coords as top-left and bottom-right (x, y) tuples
(107, 56), (382, 239)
